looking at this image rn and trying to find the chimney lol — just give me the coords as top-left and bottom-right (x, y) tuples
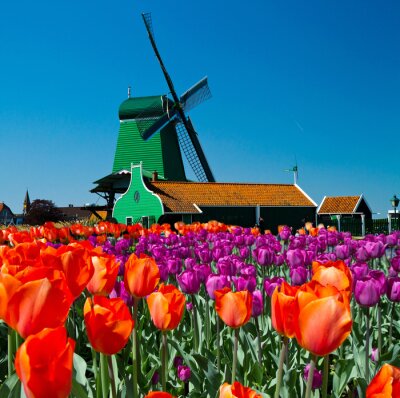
(68, 204), (73, 208)
(152, 171), (158, 182)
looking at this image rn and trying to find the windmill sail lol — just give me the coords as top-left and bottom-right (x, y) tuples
(175, 118), (215, 182)
(142, 12), (215, 182)
(180, 77), (212, 112)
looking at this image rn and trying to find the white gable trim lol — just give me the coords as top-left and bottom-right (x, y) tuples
(294, 184), (318, 207)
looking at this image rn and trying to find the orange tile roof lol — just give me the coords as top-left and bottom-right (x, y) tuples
(148, 182), (316, 213)
(318, 196), (361, 214)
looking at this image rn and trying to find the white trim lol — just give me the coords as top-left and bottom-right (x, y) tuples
(355, 194), (373, 214)
(294, 184), (318, 207)
(353, 195), (363, 213)
(112, 162), (164, 218)
(193, 203), (203, 213)
(317, 196), (327, 214)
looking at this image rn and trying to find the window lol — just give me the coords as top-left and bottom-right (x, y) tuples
(126, 217), (133, 226)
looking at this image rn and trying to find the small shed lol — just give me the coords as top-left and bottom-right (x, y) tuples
(0, 203), (15, 225)
(317, 195), (372, 224)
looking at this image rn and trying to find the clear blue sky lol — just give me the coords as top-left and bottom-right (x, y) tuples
(1, 0), (399, 218)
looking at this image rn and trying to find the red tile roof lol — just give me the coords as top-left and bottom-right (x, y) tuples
(148, 181), (316, 213)
(318, 196), (361, 214)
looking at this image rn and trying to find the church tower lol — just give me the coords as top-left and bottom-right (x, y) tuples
(23, 190), (31, 215)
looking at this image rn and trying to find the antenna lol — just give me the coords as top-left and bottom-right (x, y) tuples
(128, 86), (131, 98)
(284, 161), (299, 184)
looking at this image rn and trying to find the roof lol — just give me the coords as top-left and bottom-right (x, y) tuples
(317, 195), (364, 214)
(91, 169), (166, 194)
(147, 181), (317, 214)
(0, 202), (14, 215)
(118, 95), (174, 121)
(57, 207), (92, 219)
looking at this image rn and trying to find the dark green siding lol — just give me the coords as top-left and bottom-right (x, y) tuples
(193, 207), (256, 227)
(160, 124), (186, 181)
(112, 121), (164, 175)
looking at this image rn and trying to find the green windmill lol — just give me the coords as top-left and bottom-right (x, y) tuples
(92, 13), (215, 210)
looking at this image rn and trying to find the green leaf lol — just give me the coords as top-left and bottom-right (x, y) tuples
(0, 374), (21, 398)
(332, 359), (356, 398)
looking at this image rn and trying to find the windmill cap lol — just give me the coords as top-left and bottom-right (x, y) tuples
(119, 95), (174, 120)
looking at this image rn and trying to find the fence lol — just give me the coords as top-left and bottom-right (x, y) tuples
(319, 218), (400, 236)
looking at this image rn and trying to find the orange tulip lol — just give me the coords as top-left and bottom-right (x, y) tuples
(366, 363), (400, 397)
(56, 244), (94, 298)
(219, 382), (262, 398)
(86, 248), (119, 295)
(312, 260), (352, 295)
(145, 393), (176, 398)
(124, 254), (160, 298)
(271, 281), (300, 338)
(295, 282), (352, 356)
(147, 284), (185, 331)
(6, 269), (73, 338)
(0, 273), (22, 320)
(15, 327), (75, 398)
(215, 288), (252, 329)
(84, 296), (134, 355)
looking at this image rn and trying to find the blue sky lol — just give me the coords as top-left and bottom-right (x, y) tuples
(1, 0), (399, 218)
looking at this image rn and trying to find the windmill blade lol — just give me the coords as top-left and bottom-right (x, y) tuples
(140, 107), (178, 140)
(175, 117), (215, 182)
(142, 13), (181, 107)
(180, 77), (212, 113)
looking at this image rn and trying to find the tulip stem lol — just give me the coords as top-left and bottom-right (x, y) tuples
(255, 317), (263, 365)
(231, 328), (239, 384)
(365, 308), (370, 383)
(274, 336), (288, 398)
(322, 355), (329, 398)
(100, 353), (110, 398)
(305, 355), (317, 398)
(216, 316), (221, 374)
(91, 349), (100, 398)
(191, 295), (199, 351)
(389, 302), (395, 345)
(162, 331), (168, 391)
(377, 305), (382, 361)
(107, 355), (117, 398)
(132, 298), (139, 398)
(205, 299), (211, 348)
(7, 327), (15, 378)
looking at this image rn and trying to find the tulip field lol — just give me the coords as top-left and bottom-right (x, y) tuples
(0, 221), (400, 398)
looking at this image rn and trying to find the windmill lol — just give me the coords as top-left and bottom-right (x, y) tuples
(139, 12), (215, 182)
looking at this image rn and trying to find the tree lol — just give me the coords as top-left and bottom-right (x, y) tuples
(24, 199), (64, 226)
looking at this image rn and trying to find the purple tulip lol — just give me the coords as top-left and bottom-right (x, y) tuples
(335, 244), (350, 260)
(387, 277), (400, 302)
(177, 270), (201, 294)
(286, 249), (306, 268)
(279, 226), (291, 241)
(157, 261), (169, 282)
(369, 270), (387, 294)
(244, 235), (255, 246)
(197, 248), (212, 263)
(252, 246), (275, 266)
(391, 256), (400, 272)
(205, 274), (230, 300)
(238, 246), (250, 260)
(193, 264), (212, 283)
(240, 265), (257, 278)
(233, 276), (257, 292)
(389, 266), (398, 277)
(386, 233), (398, 247)
(303, 363), (322, 390)
(274, 254), (285, 267)
(177, 365), (191, 382)
(354, 276), (382, 307)
(110, 281), (133, 307)
(355, 245), (370, 262)
(173, 356), (184, 368)
(365, 241), (386, 259)
(370, 348), (379, 362)
(290, 266), (308, 286)
(251, 290), (264, 317)
(184, 257), (196, 270)
(350, 263), (369, 284)
(186, 302), (193, 311)
(217, 256), (237, 276)
(264, 276), (285, 297)
(151, 371), (160, 385)
(167, 258), (182, 275)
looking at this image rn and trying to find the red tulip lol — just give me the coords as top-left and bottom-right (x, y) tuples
(215, 288), (252, 329)
(124, 253), (160, 298)
(15, 327), (75, 398)
(219, 382), (262, 398)
(366, 363), (400, 397)
(84, 296), (134, 355)
(147, 284), (185, 331)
